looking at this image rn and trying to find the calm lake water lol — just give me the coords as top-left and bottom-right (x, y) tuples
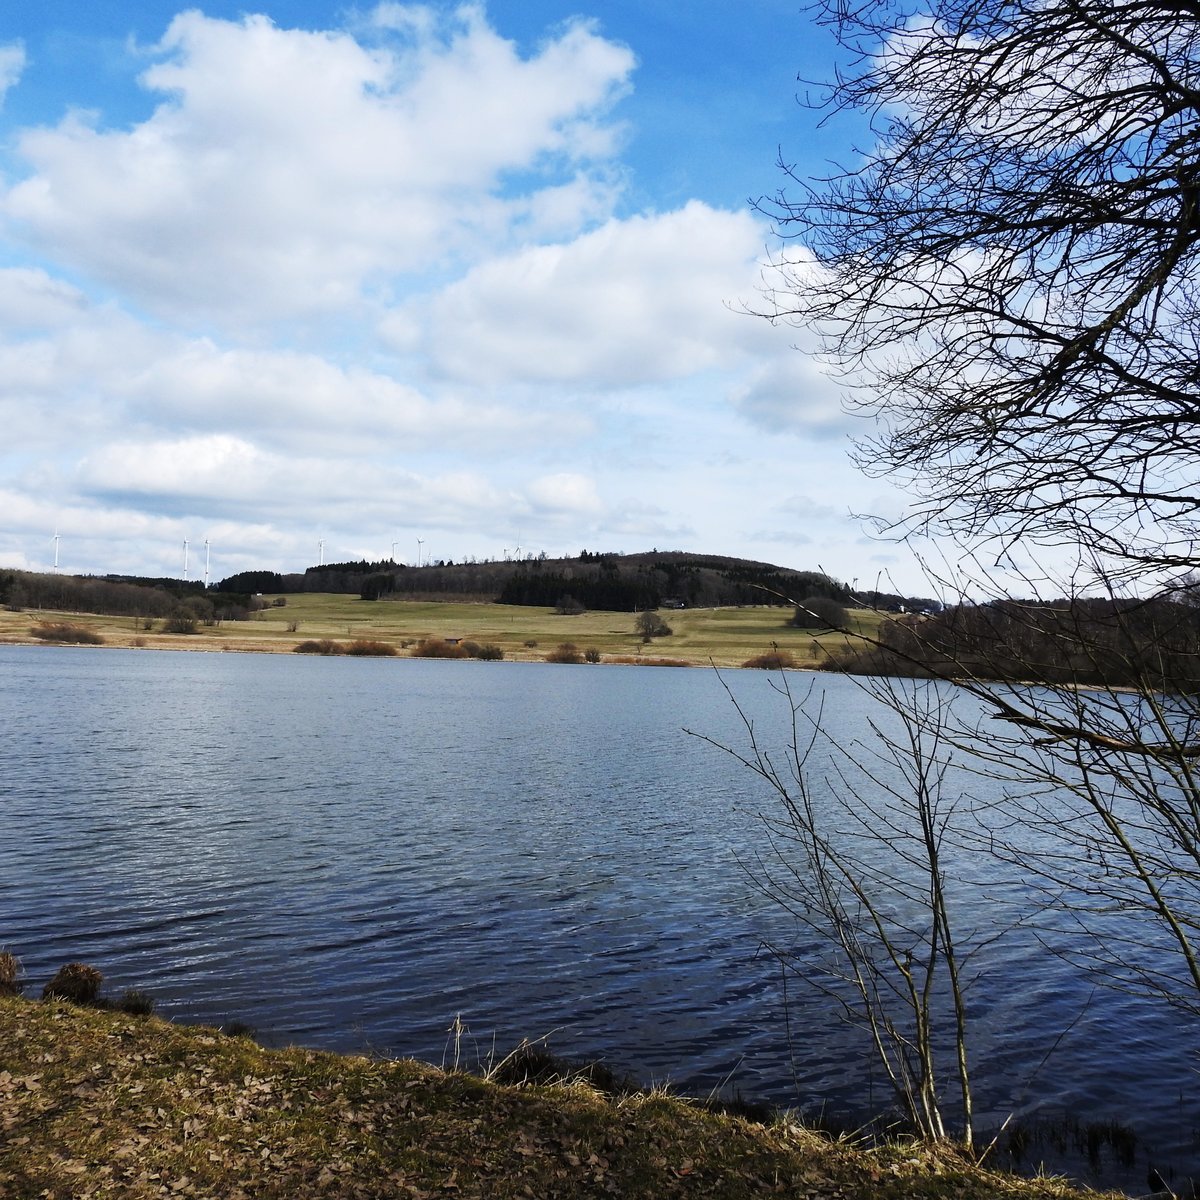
(1, 645), (1196, 1190)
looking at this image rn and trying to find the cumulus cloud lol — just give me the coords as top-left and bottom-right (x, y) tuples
(1, 8), (634, 328)
(728, 354), (851, 437)
(0, 6), (895, 587)
(407, 201), (766, 386)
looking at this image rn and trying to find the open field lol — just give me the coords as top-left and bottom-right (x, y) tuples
(0, 595), (885, 669)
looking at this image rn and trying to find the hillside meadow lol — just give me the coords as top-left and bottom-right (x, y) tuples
(0, 595), (884, 669)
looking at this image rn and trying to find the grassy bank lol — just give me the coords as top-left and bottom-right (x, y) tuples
(0, 595), (883, 668)
(0, 997), (1107, 1200)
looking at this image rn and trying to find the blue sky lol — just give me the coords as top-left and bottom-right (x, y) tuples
(0, 2), (923, 589)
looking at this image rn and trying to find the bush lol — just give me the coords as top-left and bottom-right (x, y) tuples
(635, 610), (673, 640)
(523, 639), (538, 648)
(410, 638), (468, 658)
(555, 594), (586, 615)
(42, 962), (103, 1005)
(162, 611), (198, 634)
(30, 622), (105, 644)
(118, 988), (155, 1016)
(790, 595), (848, 629)
(584, 647), (602, 663)
(294, 639), (340, 655)
(475, 644), (505, 660)
(545, 642), (584, 664)
(742, 649), (797, 670)
(343, 639), (398, 656)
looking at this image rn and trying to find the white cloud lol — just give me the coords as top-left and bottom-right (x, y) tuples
(729, 355), (852, 437)
(0, 7), (920, 590)
(1, 8), (635, 328)
(409, 201), (768, 386)
(525, 472), (603, 516)
(0, 43), (25, 110)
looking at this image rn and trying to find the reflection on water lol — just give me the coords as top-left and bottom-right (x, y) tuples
(0, 645), (1196, 1189)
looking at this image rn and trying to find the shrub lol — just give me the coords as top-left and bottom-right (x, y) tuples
(523, 640), (538, 648)
(635, 610), (673, 640)
(555, 594), (586, 615)
(42, 962), (103, 1005)
(410, 638), (468, 658)
(742, 649), (797, 670)
(30, 622), (105, 645)
(584, 647), (602, 663)
(162, 611), (198, 634)
(286, 619), (300, 633)
(343, 639), (398, 656)
(294, 639), (340, 655)
(460, 640), (482, 657)
(790, 595), (848, 629)
(545, 642), (583, 664)
(118, 988), (155, 1016)
(475, 643), (505, 660)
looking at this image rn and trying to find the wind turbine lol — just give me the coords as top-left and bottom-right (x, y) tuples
(52, 530), (60, 573)
(416, 537), (424, 567)
(204, 539), (211, 588)
(391, 541), (398, 562)
(183, 538), (190, 580)
(318, 539), (325, 566)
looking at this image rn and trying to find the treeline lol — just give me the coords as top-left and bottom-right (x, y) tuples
(0, 570), (258, 622)
(216, 561), (405, 597)
(213, 551), (863, 611)
(827, 596), (1200, 690)
(500, 556), (852, 613)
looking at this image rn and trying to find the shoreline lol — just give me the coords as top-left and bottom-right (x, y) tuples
(0, 994), (1106, 1200)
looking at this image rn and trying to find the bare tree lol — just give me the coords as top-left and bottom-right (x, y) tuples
(729, 0), (1200, 1150)
(693, 672), (983, 1148)
(761, 0), (1200, 583)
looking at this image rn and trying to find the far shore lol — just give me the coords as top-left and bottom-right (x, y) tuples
(0, 593), (879, 670)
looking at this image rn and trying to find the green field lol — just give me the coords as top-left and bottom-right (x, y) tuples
(0, 594), (884, 669)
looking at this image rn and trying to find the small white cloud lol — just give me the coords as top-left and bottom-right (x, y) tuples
(0, 43), (26, 110)
(525, 472), (603, 515)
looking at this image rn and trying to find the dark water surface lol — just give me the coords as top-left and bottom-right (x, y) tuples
(1, 645), (1196, 1190)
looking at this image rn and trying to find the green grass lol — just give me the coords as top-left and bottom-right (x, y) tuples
(0, 997), (1109, 1200)
(0, 595), (885, 669)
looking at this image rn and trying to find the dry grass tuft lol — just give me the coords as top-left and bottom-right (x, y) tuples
(0, 951), (21, 996)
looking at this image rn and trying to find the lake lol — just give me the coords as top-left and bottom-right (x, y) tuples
(1, 644), (1196, 1189)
